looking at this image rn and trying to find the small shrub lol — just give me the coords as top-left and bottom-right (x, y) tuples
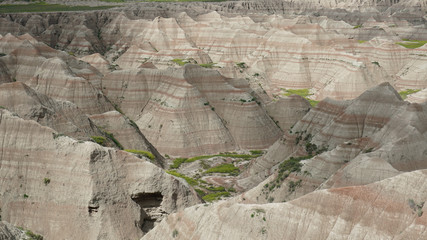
(23, 194), (29, 198)
(372, 61), (380, 67)
(236, 62), (247, 69)
(0, 53), (6, 57)
(172, 229), (178, 238)
(364, 147), (374, 153)
(124, 149), (155, 160)
(353, 24), (363, 29)
(204, 102), (210, 106)
(52, 133), (65, 139)
(43, 178), (50, 186)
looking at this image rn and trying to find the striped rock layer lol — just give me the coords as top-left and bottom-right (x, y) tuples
(101, 64), (282, 157)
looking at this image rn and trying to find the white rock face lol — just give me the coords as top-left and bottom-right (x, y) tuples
(0, 109), (201, 240)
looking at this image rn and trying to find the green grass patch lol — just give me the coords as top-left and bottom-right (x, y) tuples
(91, 136), (106, 146)
(0, 2), (118, 13)
(204, 163), (239, 175)
(172, 58), (188, 66)
(202, 191), (230, 202)
(166, 170), (198, 186)
(249, 150), (264, 155)
(170, 158), (188, 169)
(199, 63), (216, 68)
(206, 186), (226, 191)
(124, 149), (155, 160)
(396, 40), (427, 49)
(99, 0), (125, 2)
(353, 24), (363, 29)
(358, 40), (366, 43)
(283, 89), (319, 107)
(399, 89), (421, 99)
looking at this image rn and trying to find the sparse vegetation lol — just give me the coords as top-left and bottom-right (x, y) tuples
(399, 89), (421, 99)
(264, 155), (311, 191)
(408, 199), (424, 217)
(0, 2), (117, 14)
(288, 179), (302, 193)
(124, 149), (155, 160)
(353, 24), (363, 29)
(358, 40), (366, 43)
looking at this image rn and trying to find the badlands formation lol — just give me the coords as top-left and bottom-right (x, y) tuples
(0, 0), (426, 239)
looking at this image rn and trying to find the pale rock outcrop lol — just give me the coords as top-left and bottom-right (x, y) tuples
(0, 221), (28, 240)
(143, 170), (427, 240)
(0, 109), (201, 239)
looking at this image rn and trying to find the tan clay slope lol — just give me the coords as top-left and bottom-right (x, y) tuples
(143, 170), (427, 240)
(88, 110), (163, 161)
(0, 82), (103, 140)
(101, 64), (281, 157)
(27, 57), (113, 115)
(0, 109), (201, 240)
